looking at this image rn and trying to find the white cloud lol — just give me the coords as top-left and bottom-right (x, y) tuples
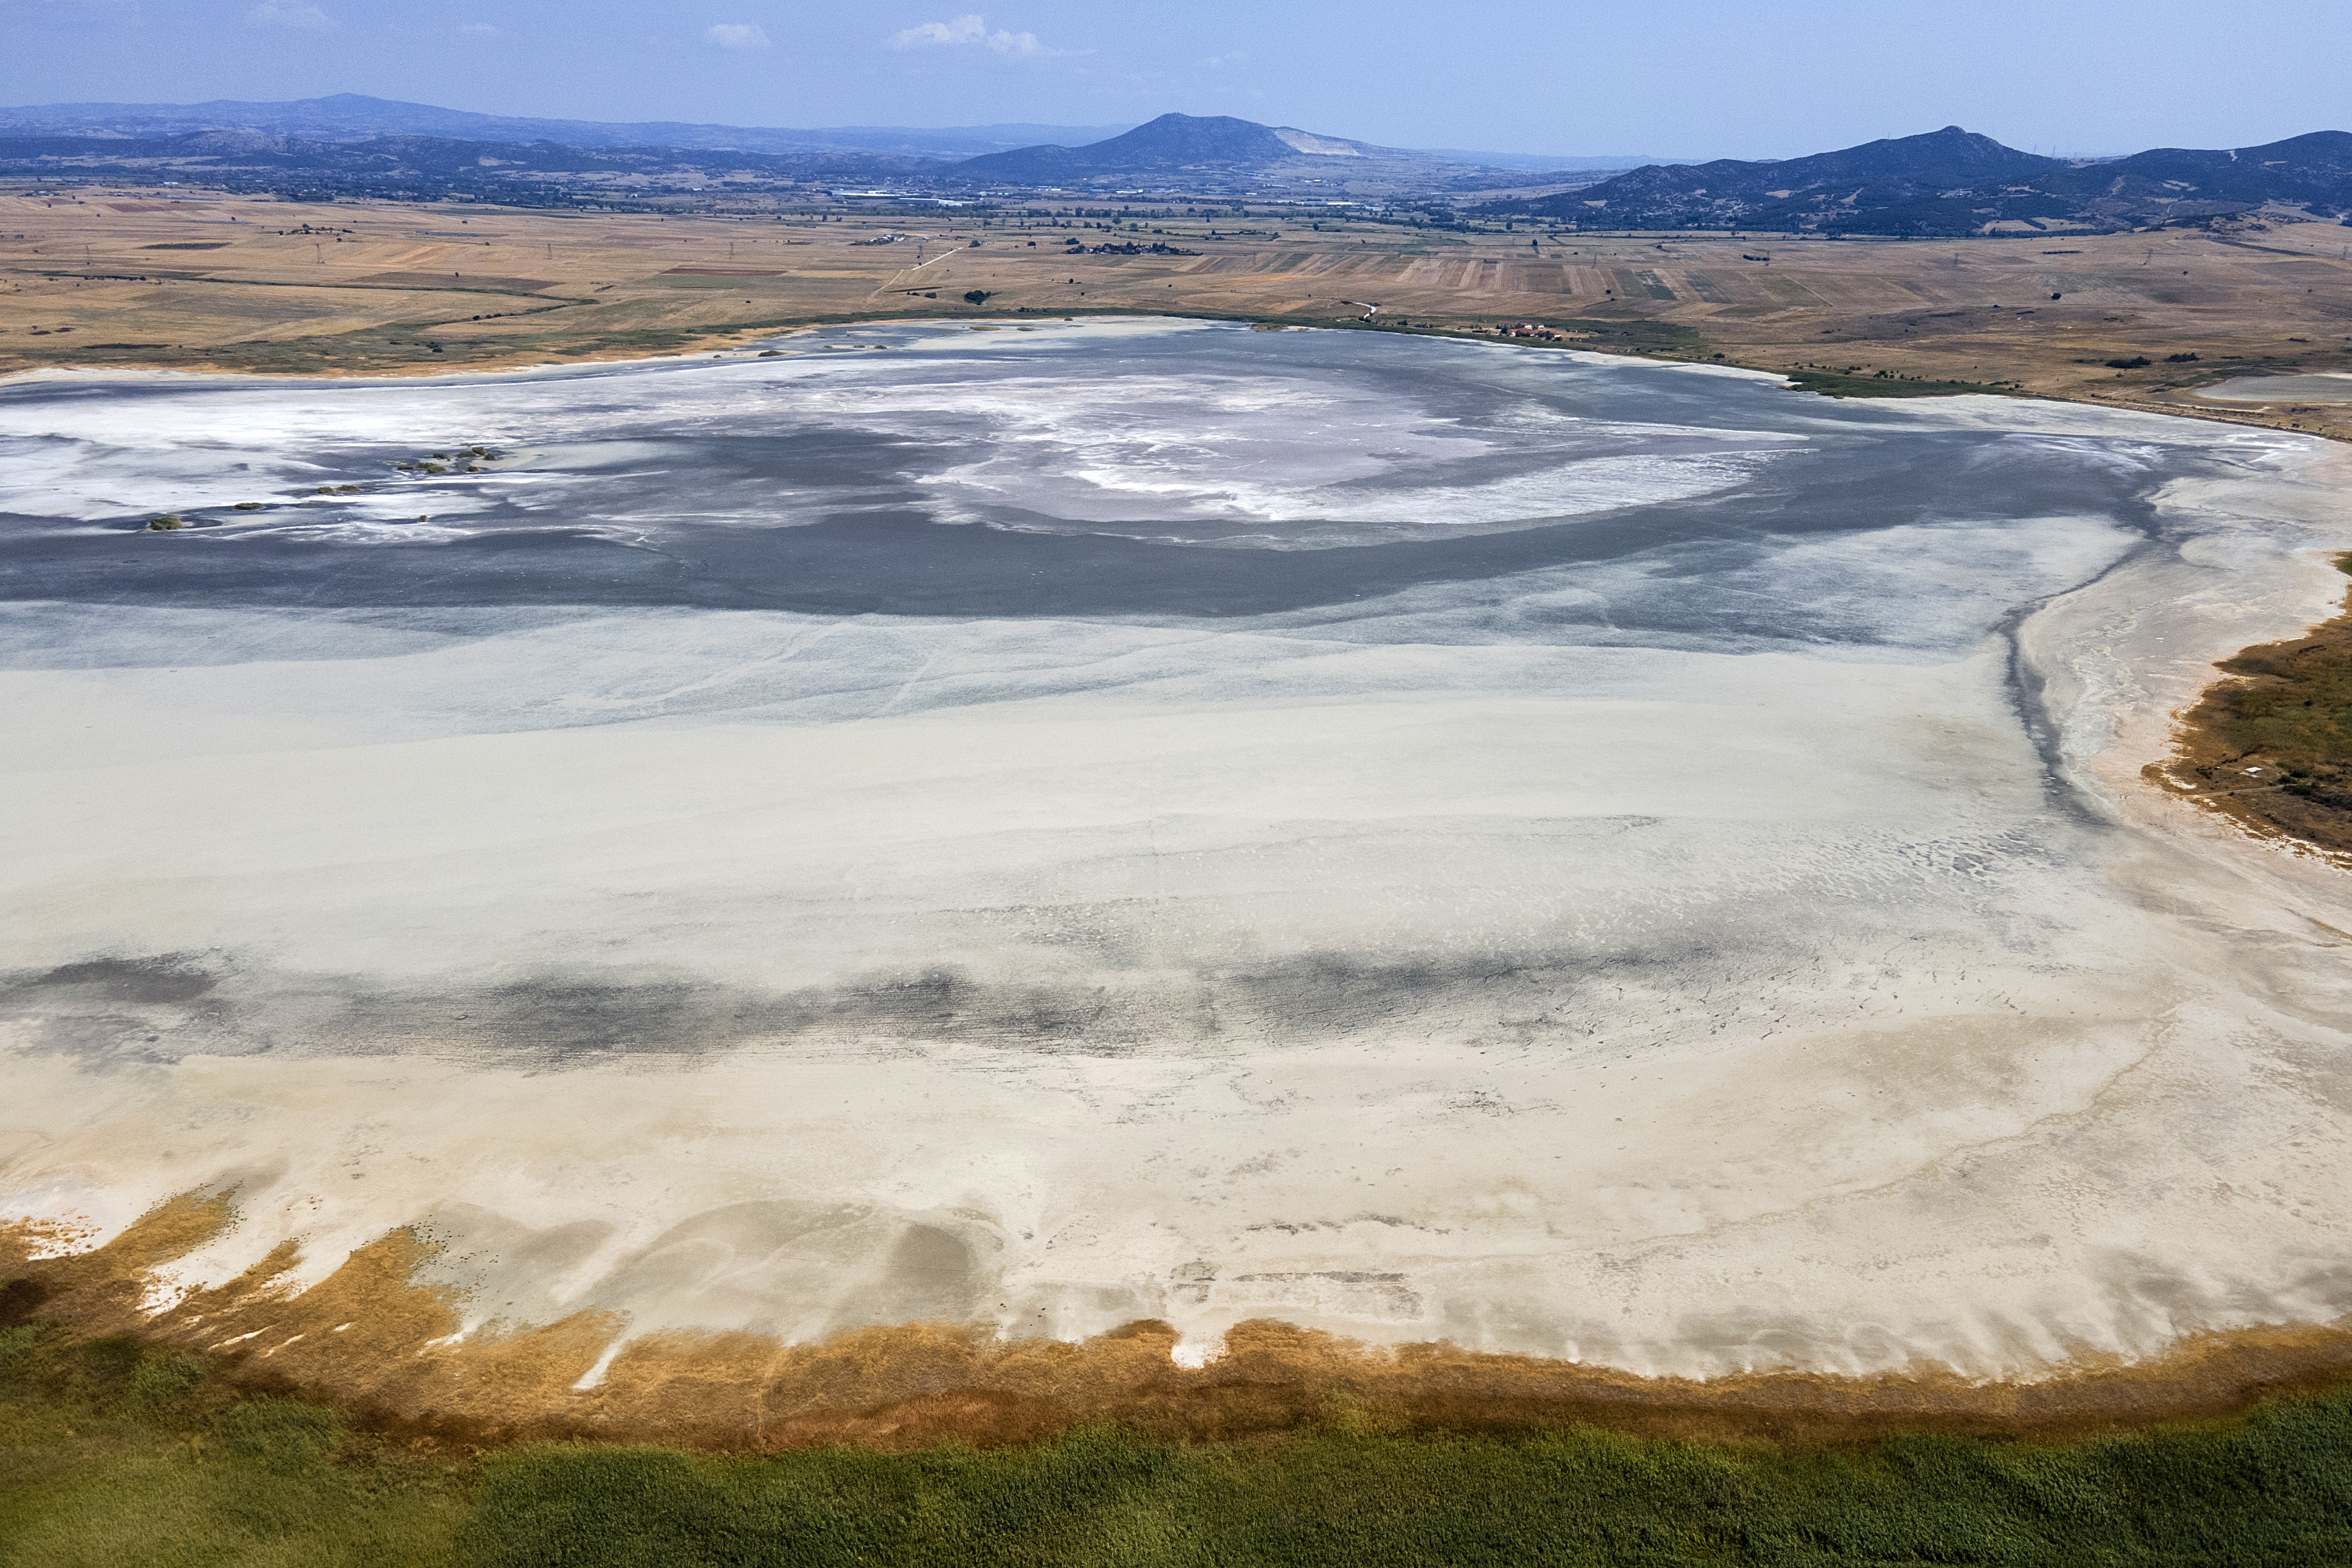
(704, 21), (770, 48)
(459, 21), (496, 36)
(245, 0), (329, 26)
(888, 13), (1043, 56)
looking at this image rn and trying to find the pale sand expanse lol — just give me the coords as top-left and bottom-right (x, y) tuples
(2195, 373), (2352, 404)
(3, 333), (2350, 1384)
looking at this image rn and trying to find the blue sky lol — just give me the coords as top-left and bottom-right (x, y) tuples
(3, 0), (2345, 158)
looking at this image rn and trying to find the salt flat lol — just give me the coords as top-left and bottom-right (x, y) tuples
(2196, 372), (2352, 403)
(3, 319), (2348, 1386)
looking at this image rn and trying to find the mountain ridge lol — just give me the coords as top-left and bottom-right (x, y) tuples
(5, 100), (2347, 226)
(1487, 125), (2352, 233)
(0, 128), (946, 196)
(0, 97), (1636, 185)
(0, 93), (1136, 161)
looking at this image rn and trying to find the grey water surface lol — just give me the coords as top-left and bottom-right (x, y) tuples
(1, 319), (2203, 644)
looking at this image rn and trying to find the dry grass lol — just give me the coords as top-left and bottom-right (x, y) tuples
(3, 186), (2349, 446)
(8, 1198), (2352, 1456)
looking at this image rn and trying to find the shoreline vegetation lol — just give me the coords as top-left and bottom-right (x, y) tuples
(5, 1323), (2352, 1568)
(2154, 554), (2352, 860)
(8, 1243), (2352, 1567)
(12, 1195), (2352, 1453)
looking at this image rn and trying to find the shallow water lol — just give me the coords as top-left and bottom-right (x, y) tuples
(3, 319), (2349, 1381)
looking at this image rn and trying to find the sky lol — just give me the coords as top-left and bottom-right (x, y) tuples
(2, 0), (2347, 159)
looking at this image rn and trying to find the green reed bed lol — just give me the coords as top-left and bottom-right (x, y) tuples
(4, 1323), (2348, 1567)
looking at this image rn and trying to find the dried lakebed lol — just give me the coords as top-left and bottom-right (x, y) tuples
(2, 317), (2350, 1435)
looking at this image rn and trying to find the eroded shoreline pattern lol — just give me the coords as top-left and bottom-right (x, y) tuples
(4, 319), (2351, 1430)
(11, 1193), (2352, 1449)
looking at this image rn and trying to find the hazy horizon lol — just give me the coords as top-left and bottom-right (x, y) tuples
(1, 1), (2342, 164)
(0, 95), (1683, 162)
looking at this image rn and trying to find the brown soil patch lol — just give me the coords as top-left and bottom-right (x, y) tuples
(345, 271), (559, 292)
(2152, 555), (2352, 858)
(8, 1193), (2350, 1455)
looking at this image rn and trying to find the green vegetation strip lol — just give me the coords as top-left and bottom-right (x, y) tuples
(5, 1322), (2351, 1565)
(2198, 564), (2352, 790)
(1785, 370), (2019, 399)
(0, 319), (717, 375)
(2161, 554), (2352, 853)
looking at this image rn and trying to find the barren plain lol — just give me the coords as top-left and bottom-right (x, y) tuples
(4, 185), (2351, 442)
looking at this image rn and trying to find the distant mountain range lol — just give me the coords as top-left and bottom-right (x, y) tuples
(0, 128), (941, 192)
(0, 96), (1637, 191)
(0, 93), (1136, 161)
(950, 113), (1658, 189)
(1485, 125), (2352, 235)
(5, 98), (2343, 229)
